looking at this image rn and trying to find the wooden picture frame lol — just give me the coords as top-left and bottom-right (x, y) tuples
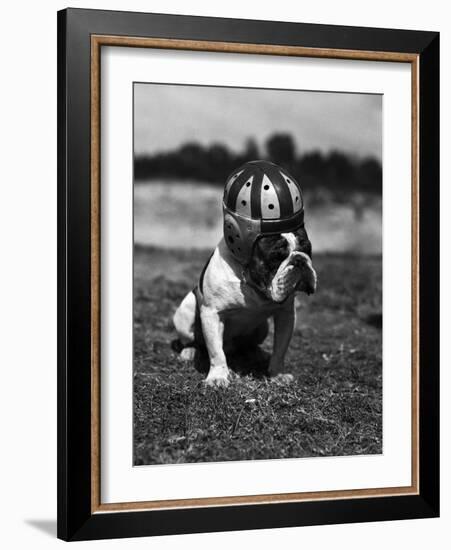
(57, 7), (439, 541)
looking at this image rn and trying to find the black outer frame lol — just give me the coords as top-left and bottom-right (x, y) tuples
(57, 8), (439, 542)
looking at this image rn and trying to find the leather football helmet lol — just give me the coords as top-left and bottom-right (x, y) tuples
(223, 160), (305, 265)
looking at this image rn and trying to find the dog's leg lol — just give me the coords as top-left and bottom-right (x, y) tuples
(173, 291), (197, 361)
(268, 302), (296, 383)
(200, 305), (230, 388)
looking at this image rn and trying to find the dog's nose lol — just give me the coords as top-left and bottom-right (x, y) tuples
(290, 252), (305, 266)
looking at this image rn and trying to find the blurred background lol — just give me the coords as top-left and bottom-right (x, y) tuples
(133, 83), (382, 254)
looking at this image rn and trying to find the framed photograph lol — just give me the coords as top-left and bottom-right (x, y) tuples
(57, 8), (439, 541)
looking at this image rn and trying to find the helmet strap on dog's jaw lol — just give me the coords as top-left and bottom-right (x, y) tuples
(241, 268), (270, 300)
(241, 267), (293, 304)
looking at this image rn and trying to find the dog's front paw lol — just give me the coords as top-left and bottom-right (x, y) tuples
(204, 366), (231, 388)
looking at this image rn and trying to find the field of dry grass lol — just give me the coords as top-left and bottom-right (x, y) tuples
(133, 246), (382, 465)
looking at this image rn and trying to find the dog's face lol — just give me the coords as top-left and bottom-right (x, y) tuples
(247, 228), (317, 302)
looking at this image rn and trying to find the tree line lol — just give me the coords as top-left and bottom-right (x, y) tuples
(134, 133), (381, 199)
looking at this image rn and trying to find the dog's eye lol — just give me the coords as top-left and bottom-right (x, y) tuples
(256, 236), (289, 263)
(273, 239), (288, 254)
(268, 247), (288, 264)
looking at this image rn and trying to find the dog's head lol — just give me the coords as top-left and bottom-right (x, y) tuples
(246, 228), (317, 302)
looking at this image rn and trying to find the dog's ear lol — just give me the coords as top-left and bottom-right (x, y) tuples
(296, 227), (313, 259)
(296, 256), (317, 295)
(292, 228), (316, 294)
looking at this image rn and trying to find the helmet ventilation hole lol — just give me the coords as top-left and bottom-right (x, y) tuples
(228, 236), (234, 244)
(264, 184), (270, 190)
(268, 203), (274, 210)
(241, 200), (247, 206)
(246, 181), (251, 187)
(286, 178), (290, 184)
(295, 196), (299, 202)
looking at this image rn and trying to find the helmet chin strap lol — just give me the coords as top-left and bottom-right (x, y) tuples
(241, 267), (293, 304)
(241, 268), (271, 300)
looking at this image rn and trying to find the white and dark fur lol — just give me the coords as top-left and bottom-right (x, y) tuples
(173, 228), (317, 387)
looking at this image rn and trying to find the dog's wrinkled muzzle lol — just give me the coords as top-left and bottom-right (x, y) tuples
(270, 252), (317, 302)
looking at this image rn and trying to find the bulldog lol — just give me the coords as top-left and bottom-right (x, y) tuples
(173, 228), (317, 387)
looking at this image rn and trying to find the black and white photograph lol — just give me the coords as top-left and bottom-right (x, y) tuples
(133, 83), (383, 466)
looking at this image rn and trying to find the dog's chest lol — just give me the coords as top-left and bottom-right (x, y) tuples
(221, 303), (275, 338)
(219, 289), (283, 336)
(201, 245), (292, 338)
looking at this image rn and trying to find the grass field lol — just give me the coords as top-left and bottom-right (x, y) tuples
(133, 246), (382, 465)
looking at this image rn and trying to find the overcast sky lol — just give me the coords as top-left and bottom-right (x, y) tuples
(134, 83), (382, 160)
